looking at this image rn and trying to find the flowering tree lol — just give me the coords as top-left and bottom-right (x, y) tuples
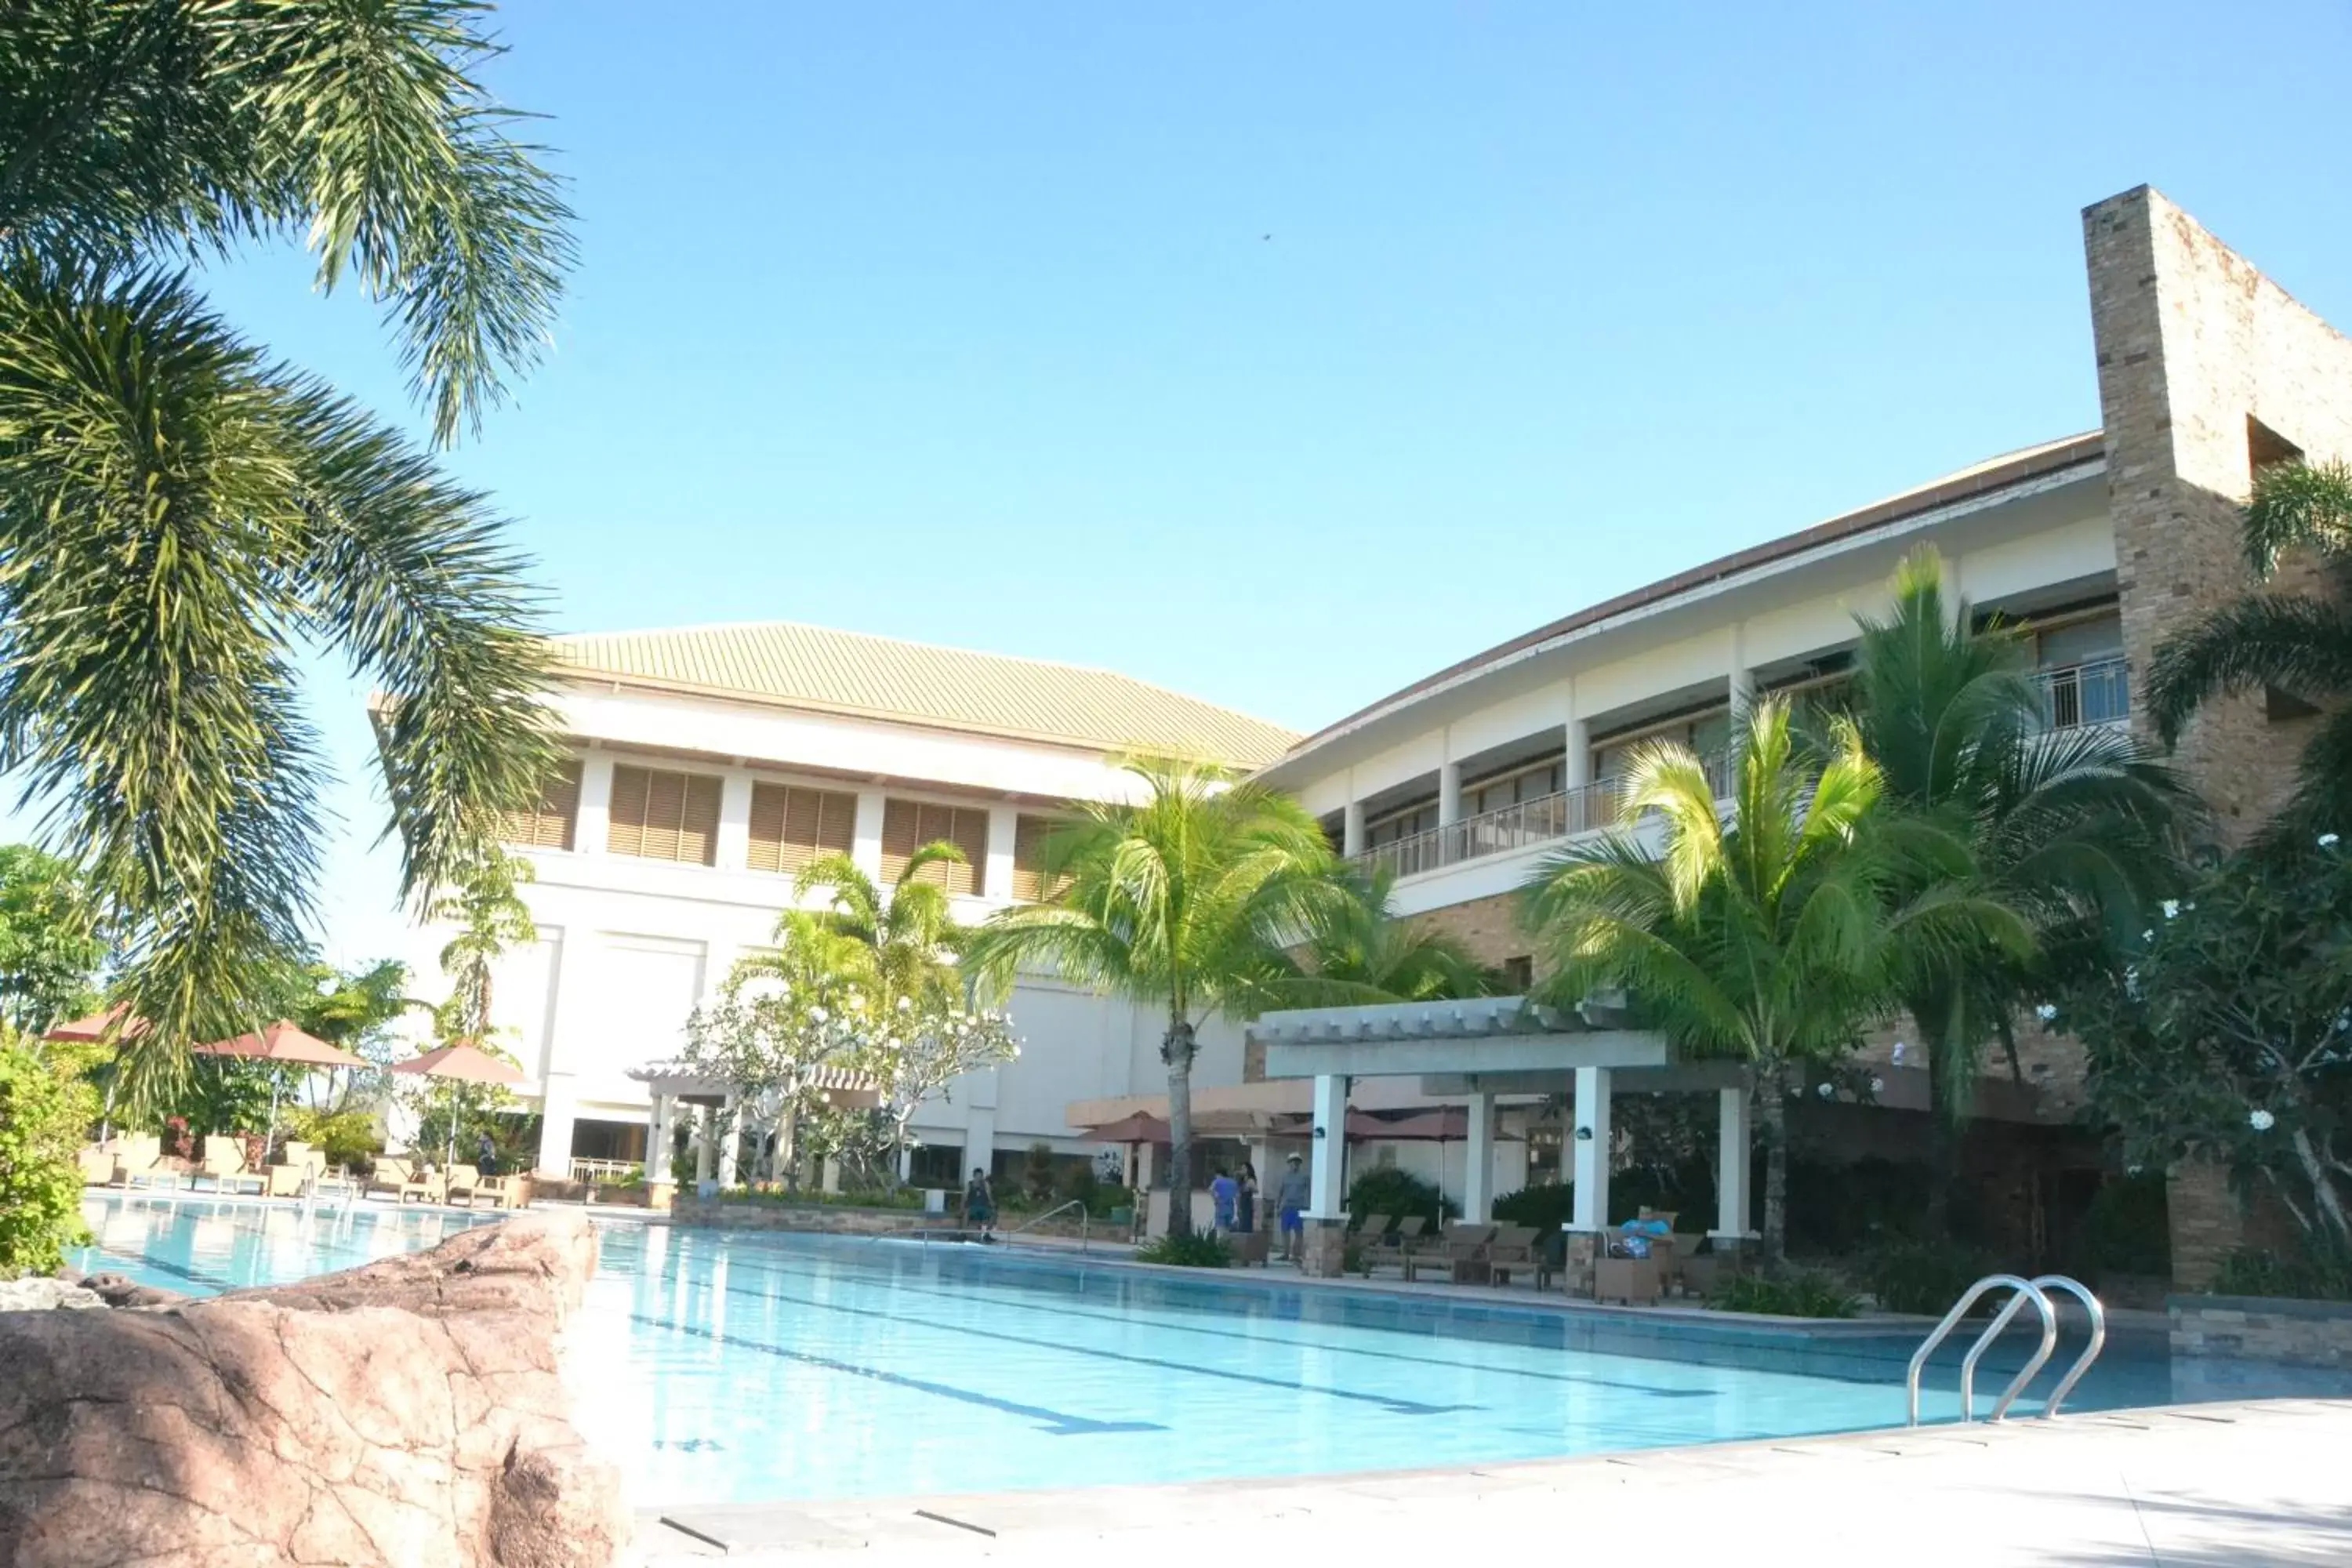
(860, 995), (1019, 1180)
(2065, 832), (2352, 1254)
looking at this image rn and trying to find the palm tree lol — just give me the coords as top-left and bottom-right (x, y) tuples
(763, 844), (971, 1009)
(963, 758), (1341, 1236)
(1840, 551), (2187, 1215)
(1521, 697), (2024, 1261)
(0, 3), (572, 1101)
(1302, 865), (1498, 1002)
(428, 853), (537, 1045)
(2147, 459), (2352, 828)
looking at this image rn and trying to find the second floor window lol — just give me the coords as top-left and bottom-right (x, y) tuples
(747, 783), (857, 877)
(500, 758), (583, 851)
(1009, 813), (1070, 902)
(881, 799), (989, 895)
(607, 764), (723, 865)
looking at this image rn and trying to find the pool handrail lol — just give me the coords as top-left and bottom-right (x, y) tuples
(2027, 1273), (2108, 1418)
(1002, 1199), (1091, 1252)
(1906, 1273), (2056, 1426)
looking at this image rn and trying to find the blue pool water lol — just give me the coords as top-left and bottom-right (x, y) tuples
(72, 1195), (2352, 1504)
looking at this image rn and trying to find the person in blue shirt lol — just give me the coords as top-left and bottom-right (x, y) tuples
(1209, 1166), (1239, 1236)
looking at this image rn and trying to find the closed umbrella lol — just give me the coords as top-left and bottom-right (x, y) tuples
(389, 1041), (522, 1167)
(196, 1021), (368, 1156)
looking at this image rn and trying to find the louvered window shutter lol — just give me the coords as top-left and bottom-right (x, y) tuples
(606, 766), (650, 856)
(501, 758), (582, 851)
(681, 775), (722, 866)
(880, 800), (921, 884)
(641, 771), (685, 861)
(746, 783), (788, 873)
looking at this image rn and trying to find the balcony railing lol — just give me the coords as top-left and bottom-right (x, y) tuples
(2038, 657), (2129, 730)
(1355, 753), (1732, 882)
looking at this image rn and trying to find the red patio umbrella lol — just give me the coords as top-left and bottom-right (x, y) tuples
(1080, 1112), (1173, 1144)
(389, 1041), (523, 1166)
(44, 1004), (151, 1043)
(196, 1021), (368, 1156)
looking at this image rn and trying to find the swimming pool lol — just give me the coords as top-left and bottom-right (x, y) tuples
(71, 1195), (2352, 1505)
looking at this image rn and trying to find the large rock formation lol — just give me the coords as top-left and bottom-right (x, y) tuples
(0, 1211), (628, 1568)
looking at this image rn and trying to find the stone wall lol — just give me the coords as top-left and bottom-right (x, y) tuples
(2085, 185), (2352, 843)
(0, 1211), (626, 1568)
(2170, 1293), (2352, 1367)
(1405, 891), (1537, 972)
(669, 1194), (960, 1234)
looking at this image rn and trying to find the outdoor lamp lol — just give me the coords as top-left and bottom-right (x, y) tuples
(1574, 1126), (1594, 1141)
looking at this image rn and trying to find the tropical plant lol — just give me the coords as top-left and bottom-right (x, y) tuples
(1345, 1166), (1455, 1231)
(1301, 864), (1498, 1001)
(0, 844), (107, 1034)
(1838, 550), (2187, 1216)
(1710, 1269), (1860, 1319)
(2066, 831), (2352, 1254)
(2147, 459), (2352, 829)
(0, 2), (572, 1106)
(964, 757), (1344, 1236)
(765, 847), (969, 1010)
(1521, 696), (2021, 1260)
(428, 852), (536, 1044)
(1135, 1231), (1232, 1269)
(0, 1025), (100, 1276)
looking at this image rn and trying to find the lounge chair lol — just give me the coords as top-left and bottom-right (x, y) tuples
(78, 1139), (127, 1185)
(364, 1158), (413, 1201)
(1436, 1222), (1497, 1284)
(442, 1163), (482, 1205)
(103, 1134), (168, 1189)
(470, 1173), (532, 1211)
(193, 1135), (267, 1196)
(399, 1166), (448, 1205)
(266, 1142), (328, 1198)
(1487, 1222), (1548, 1287)
(1348, 1213), (1394, 1270)
(1393, 1216), (1446, 1281)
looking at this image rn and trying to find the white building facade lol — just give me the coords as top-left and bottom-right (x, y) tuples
(398, 623), (1294, 1183)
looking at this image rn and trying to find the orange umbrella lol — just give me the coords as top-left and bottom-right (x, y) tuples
(194, 1021), (368, 1157)
(44, 1004), (151, 1043)
(389, 1041), (523, 1166)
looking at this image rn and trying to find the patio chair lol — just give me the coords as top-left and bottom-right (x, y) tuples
(265, 1143), (328, 1198)
(103, 1135), (168, 1189)
(471, 1173), (532, 1211)
(1393, 1216), (1446, 1281)
(443, 1163), (482, 1205)
(399, 1165), (448, 1205)
(1347, 1213), (1394, 1270)
(78, 1139), (126, 1185)
(364, 1158), (413, 1201)
(1437, 1222), (1497, 1285)
(194, 1135), (267, 1196)
(1487, 1223), (1548, 1288)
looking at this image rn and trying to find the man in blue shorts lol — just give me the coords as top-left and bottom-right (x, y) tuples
(1276, 1152), (1312, 1263)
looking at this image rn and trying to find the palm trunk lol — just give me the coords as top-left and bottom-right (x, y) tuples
(1760, 1069), (1790, 1265)
(1163, 1012), (1197, 1239)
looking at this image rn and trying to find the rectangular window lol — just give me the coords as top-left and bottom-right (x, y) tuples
(881, 799), (990, 895)
(1365, 800), (1439, 848)
(606, 764), (723, 865)
(746, 782), (858, 876)
(1591, 705), (1731, 782)
(1467, 759), (1564, 817)
(499, 758), (582, 851)
(1501, 955), (1534, 993)
(1009, 813), (1067, 902)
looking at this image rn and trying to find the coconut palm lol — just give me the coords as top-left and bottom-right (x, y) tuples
(1521, 697), (2026, 1261)
(2147, 459), (2352, 828)
(1303, 865), (1498, 1002)
(1840, 551), (2188, 1210)
(769, 845), (971, 1009)
(0, 2), (572, 1099)
(963, 758), (1341, 1236)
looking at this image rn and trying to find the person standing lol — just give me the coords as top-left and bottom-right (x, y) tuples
(1235, 1161), (1259, 1236)
(475, 1131), (499, 1178)
(964, 1167), (997, 1238)
(1210, 1166), (1238, 1236)
(1276, 1152), (1312, 1264)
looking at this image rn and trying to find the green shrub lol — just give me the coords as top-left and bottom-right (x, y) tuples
(1346, 1167), (1454, 1231)
(2075, 1172), (2171, 1279)
(711, 1185), (927, 1210)
(1136, 1232), (1232, 1268)
(0, 1034), (98, 1278)
(1861, 1240), (1994, 1316)
(1492, 1183), (1577, 1233)
(281, 1106), (383, 1172)
(2212, 1241), (2352, 1302)
(1711, 1269), (1860, 1319)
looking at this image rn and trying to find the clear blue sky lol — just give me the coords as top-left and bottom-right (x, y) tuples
(38, 0), (2352, 965)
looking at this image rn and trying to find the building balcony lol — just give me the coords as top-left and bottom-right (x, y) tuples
(2038, 656), (2129, 730)
(1353, 754), (1732, 882)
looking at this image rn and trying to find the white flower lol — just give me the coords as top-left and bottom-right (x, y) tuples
(2035, 1003), (2058, 1023)
(1817, 1082), (1835, 1100)
(808, 1006), (829, 1024)
(2141, 929), (2154, 944)
(2321, 833), (2341, 849)
(896, 995), (913, 1012)
(2161, 900), (2180, 920)
(1868, 1077), (1885, 1094)
(2126, 1163), (2143, 1177)
(2249, 1108), (2277, 1133)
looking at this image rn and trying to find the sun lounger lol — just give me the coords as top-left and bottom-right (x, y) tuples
(78, 1139), (128, 1185)
(443, 1163), (482, 1205)
(1393, 1216), (1446, 1281)
(1436, 1222), (1497, 1284)
(364, 1158), (413, 1201)
(193, 1135), (267, 1196)
(1487, 1222), (1547, 1287)
(470, 1173), (531, 1210)
(399, 1167), (448, 1205)
(265, 1142), (328, 1198)
(103, 1135), (169, 1189)
(1348, 1213), (1394, 1270)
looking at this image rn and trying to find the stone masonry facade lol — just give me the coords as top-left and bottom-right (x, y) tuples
(2171, 1294), (2352, 1369)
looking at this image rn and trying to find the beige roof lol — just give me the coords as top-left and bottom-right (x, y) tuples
(550, 622), (1299, 767)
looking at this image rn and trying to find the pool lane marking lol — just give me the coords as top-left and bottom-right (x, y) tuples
(690, 1247), (1712, 1402)
(629, 1312), (1163, 1437)
(652, 1259), (1483, 1419)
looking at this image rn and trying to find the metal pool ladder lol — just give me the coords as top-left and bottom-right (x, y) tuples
(1904, 1272), (2106, 1426)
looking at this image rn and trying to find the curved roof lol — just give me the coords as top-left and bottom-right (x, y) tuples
(550, 621), (1299, 768)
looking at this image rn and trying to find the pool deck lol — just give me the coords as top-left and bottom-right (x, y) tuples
(630, 1396), (2352, 1565)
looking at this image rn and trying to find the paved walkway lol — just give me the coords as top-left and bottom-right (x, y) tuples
(631, 1398), (2352, 1566)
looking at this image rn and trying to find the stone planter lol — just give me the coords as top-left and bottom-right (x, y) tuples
(2170, 1293), (2352, 1367)
(670, 1193), (949, 1236)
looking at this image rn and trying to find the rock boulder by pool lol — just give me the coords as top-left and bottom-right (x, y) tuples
(0, 1210), (628, 1568)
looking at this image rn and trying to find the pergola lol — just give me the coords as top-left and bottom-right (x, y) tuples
(627, 1061), (881, 1192)
(1247, 996), (1755, 1249)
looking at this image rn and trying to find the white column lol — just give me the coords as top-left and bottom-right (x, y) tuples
(719, 1093), (742, 1186)
(1728, 623), (1755, 722)
(532, 927), (598, 1178)
(982, 805), (1018, 901)
(1712, 1085), (1752, 1242)
(1438, 761), (1464, 825)
(851, 790), (887, 883)
(1570, 1065), (1613, 1232)
(1341, 800), (1366, 858)
(1564, 718), (1591, 792)
(575, 750), (615, 856)
(821, 1156), (842, 1194)
(1463, 1091), (1494, 1222)
(715, 771), (753, 871)
(1308, 1073), (1349, 1218)
(695, 1105), (715, 1183)
(644, 1093), (672, 1183)
(964, 1104), (996, 1181)
(896, 1143), (914, 1184)
(1133, 1139), (1157, 1194)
